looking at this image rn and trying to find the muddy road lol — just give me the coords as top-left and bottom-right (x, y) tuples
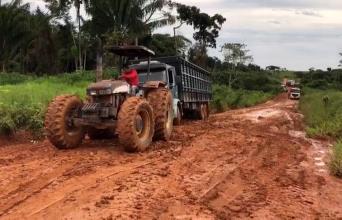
(0, 95), (341, 220)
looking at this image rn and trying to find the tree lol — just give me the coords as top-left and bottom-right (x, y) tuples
(45, 0), (90, 71)
(339, 53), (342, 67)
(87, 0), (173, 80)
(175, 4), (226, 48)
(0, 0), (30, 72)
(140, 34), (191, 57)
(188, 43), (208, 67)
(221, 43), (253, 88)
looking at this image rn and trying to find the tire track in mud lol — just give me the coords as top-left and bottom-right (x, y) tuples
(1, 95), (342, 219)
(0, 158), (164, 219)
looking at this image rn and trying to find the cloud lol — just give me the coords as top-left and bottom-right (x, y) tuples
(295, 10), (322, 17)
(268, 20), (281, 25)
(219, 0), (342, 9)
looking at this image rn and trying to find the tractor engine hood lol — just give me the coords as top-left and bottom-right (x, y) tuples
(87, 80), (130, 95)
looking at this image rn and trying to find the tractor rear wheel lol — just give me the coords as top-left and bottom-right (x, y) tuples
(45, 95), (85, 149)
(117, 97), (154, 152)
(147, 88), (173, 141)
(87, 128), (115, 140)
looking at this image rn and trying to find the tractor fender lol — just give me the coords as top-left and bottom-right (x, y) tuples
(142, 81), (166, 89)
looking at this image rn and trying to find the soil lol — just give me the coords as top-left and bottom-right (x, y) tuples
(0, 94), (341, 220)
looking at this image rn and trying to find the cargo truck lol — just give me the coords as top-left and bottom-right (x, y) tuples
(131, 56), (212, 125)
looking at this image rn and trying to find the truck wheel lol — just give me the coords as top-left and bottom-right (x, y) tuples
(198, 104), (209, 120)
(202, 104), (210, 120)
(147, 88), (173, 141)
(174, 105), (182, 126)
(87, 128), (115, 140)
(117, 97), (154, 152)
(45, 95), (84, 149)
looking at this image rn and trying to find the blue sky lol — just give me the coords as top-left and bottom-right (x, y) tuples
(4, 0), (342, 70)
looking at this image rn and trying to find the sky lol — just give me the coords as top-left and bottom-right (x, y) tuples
(4, 0), (342, 71)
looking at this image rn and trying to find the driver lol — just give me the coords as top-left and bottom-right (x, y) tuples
(120, 63), (139, 92)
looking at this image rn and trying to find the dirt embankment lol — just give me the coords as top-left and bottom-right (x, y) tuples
(0, 95), (341, 220)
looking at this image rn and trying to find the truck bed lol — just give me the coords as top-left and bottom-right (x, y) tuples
(155, 56), (212, 103)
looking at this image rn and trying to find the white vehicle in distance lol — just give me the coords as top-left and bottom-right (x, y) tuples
(288, 87), (301, 100)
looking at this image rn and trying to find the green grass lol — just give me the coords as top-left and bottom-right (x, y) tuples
(211, 85), (274, 112)
(299, 89), (342, 138)
(0, 71), (119, 136)
(299, 88), (342, 178)
(0, 72), (275, 137)
(330, 141), (342, 178)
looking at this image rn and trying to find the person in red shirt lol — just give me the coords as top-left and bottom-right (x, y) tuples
(120, 63), (139, 87)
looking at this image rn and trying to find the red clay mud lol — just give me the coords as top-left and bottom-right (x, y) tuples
(0, 95), (341, 220)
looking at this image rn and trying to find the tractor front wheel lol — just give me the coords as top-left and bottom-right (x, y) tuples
(117, 97), (154, 152)
(45, 95), (85, 149)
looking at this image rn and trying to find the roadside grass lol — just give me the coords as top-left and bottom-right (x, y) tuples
(299, 89), (342, 138)
(299, 88), (342, 178)
(330, 141), (342, 178)
(211, 84), (274, 112)
(0, 71), (116, 136)
(0, 72), (275, 137)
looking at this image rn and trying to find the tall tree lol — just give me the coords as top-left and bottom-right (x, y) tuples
(45, 0), (90, 71)
(175, 4), (226, 49)
(221, 43), (253, 88)
(0, 0), (30, 72)
(87, 0), (173, 80)
(222, 43), (253, 66)
(339, 53), (342, 67)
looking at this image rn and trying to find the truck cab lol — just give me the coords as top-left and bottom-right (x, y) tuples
(130, 61), (180, 120)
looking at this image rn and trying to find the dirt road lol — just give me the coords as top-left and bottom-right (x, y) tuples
(0, 95), (341, 220)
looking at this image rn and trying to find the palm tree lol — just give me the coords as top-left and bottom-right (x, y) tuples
(0, 0), (31, 72)
(45, 0), (90, 70)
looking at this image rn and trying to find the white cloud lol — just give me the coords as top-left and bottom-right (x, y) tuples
(157, 0), (342, 70)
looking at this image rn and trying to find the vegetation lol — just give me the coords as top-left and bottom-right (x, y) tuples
(0, 71), (117, 136)
(299, 89), (342, 138)
(330, 141), (342, 178)
(211, 85), (273, 112)
(299, 87), (342, 177)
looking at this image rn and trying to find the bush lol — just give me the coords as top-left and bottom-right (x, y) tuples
(330, 141), (342, 178)
(212, 70), (282, 94)
(299, 89), (342, 138)
(211, 85), (273, 112)
(0, 72), (34, 85)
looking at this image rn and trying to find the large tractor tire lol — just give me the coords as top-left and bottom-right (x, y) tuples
(147, 88), (173, 141)
(87, 128), (115, 140)
(45, 95), (85, 149)
(117, 97), (154, 152)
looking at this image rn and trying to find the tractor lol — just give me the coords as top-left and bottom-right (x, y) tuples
(45, 46), (173, 152)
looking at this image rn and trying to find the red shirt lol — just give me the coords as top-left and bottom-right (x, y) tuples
(122, 69), (139, 86)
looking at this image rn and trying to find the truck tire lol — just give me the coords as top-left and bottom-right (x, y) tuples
(198, 104), (209, 120)
(45, 95), (85, 149)
(174, 105), (182, 126)
(147, 88), (173, 141)
(87, 128), (115, 140)
(117, 97), (154, 152)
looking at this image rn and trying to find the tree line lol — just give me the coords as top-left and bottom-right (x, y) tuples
(0, 0), (226, 75)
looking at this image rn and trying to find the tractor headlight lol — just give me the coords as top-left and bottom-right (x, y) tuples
(89, 90), (97, 96)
